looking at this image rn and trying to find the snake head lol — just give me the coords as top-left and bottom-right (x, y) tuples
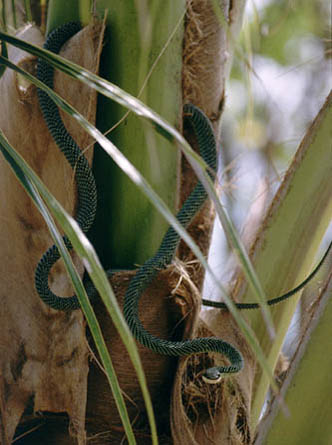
(202, 367), (223, 384)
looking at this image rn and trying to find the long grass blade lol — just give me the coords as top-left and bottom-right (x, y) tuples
(0, 130), (141, 444)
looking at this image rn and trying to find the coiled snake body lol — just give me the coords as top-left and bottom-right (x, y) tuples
(35, 22), (97, 311)
(35, 22), (331, 383)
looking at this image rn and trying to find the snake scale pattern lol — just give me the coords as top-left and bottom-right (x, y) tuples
(35, 22), (331, 383)
(35, 22), (97, 311)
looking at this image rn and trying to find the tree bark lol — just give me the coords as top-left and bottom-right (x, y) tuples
(0, 23), (103, 444)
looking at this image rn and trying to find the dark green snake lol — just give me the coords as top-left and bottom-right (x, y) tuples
(35, 22), (97, 311)
(35, 22), (331, 383)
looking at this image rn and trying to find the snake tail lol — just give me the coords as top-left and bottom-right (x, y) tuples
(35, 22), (97, 311)
(202, 241), (332, 310)
(123, 104), (243, 382)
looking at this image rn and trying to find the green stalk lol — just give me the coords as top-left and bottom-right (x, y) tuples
(90, 1), (184, 268)
(24, 0), (32, 22)
(256, 272), (332, 444)
(247, 92), (332, 427)
(11, 0), (16, 29)
(46, 0), (86, 34)
(79, 0), (91, 26)
(1, 0), (7, 31)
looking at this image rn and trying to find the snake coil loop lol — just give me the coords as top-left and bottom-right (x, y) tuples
(35, 22), (97, 311)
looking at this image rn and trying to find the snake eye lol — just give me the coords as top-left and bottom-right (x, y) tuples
(202, 368), (223, 384)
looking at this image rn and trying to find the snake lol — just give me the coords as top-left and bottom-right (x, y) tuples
(35, 22), (97, 311)
(35, 22), (331, 383)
